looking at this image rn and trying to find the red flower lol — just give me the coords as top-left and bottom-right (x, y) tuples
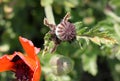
(0, 36), (41, 81)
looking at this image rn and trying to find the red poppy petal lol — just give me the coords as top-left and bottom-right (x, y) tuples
(0, 55), (14, 72)
(14, 52), (36, 71)
(32, 58), (41, 81)
(19, 36), (40, 60)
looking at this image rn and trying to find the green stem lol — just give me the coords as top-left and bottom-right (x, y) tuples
(104, 9), (120, 23)
(44, 5), (55, 25)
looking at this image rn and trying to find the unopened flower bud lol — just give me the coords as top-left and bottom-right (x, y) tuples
(49, 55), (74, 76)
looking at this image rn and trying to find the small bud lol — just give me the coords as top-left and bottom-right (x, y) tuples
(49, 55), (74, 76)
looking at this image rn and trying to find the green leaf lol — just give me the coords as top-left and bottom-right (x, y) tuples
(77, 36), (117, 46)
(64, 0), (79, 8)
(74, 22), (88, 35)
(81, 54), (97, 76)
(110, 0), (120, 7)
(74, 22), (83, 30)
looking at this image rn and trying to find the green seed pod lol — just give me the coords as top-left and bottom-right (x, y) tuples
(49, 55), (74, 76)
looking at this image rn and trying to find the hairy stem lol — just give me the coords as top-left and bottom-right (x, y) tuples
(44, 5), (55, 25)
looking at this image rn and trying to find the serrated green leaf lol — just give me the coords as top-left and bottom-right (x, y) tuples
(77, 35), (117, 46)
(74, 21), (83, 29)
(74, 22), (89, 35)
(89, 36), (101, 45)
(77, 27), (88, 35)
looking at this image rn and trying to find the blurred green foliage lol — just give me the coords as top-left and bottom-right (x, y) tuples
(0, 0), (120, 81)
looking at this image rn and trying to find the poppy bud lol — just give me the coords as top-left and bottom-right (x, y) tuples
(49, 55), (74, 76)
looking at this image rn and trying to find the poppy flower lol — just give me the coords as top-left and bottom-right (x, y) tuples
(0, 36), (41, 81)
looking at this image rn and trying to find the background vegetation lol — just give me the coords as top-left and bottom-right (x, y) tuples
(0, 0), (120, 81)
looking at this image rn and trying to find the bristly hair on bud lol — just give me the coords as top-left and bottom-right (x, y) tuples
(44, 13), (76, 53)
